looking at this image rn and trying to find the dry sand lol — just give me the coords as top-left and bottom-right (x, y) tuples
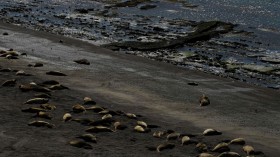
(0, 22), (279, 157)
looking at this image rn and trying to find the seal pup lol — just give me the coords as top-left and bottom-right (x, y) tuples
(63, 113), (72, 122)
(34, 93), (51, 99)
(181, 136), (191, 145)
(156, 143), (175, 152)
(2, 79), (16, 87)
(76, 133), (97, 143)
(33, 111), (52, 119)
(25, 98), (49, 104)
(40, 80), (60, 85)
(199, 94), (210, 106)
(212, 142), (230, 153)
(125, 113), (137, 119)
(72, 104), (86, 113)
(243, 145), (254, 155)
(203, 128), (222, 136)
(28, 120), (54, 128)
(34, 63), (43, 67)
(113, 121), (127, 130)
(83, 97), (96, 105)
(69, 140), (92, 149)
(40, 104), (56, 110)
(217, 152), (241, 157)
(86, 106), (104, 112)
(16, 70), (32, 76)
(85, 126), (114, 133)
(46, 71), (67, 76)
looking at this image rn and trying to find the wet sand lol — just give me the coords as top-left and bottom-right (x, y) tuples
(0, 22), (280, 157)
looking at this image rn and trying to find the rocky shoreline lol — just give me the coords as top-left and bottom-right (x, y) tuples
(0, 0), (279, 89)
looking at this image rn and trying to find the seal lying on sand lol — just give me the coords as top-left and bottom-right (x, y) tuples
(69, 140), (92, 149)
(199, 94), (210, 106)
(28, 120), (54, 128)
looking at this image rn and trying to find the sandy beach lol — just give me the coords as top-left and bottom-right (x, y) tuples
(0, 22), (280, 157)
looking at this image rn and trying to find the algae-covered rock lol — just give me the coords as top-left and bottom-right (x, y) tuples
(242, 64), (278, 74)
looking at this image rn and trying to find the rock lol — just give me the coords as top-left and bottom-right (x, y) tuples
(34, 63), (43, 67)
(260, 56), (280, 64)
(74, 59), (90, 65)
(242, 64), (277, 74)
(139, 4), (157, 10)
(46, 71), (67, 76)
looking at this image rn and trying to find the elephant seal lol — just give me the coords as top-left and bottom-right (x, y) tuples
(198, 153), (215, 157)
(212, 142), (230, 153)
(134, 125), (150, 133)
(72, 118), (93, 125)
(243, 145), (254, 155)
(218, 152), (241, 157)
(101, 114), (112, 120)
(41, 80), (59, 85)
(40, 104), (56, 110)
(199, 94), (210, 106)
(76, 133), (97, 143)
(22, 107), (46, 113)
(166, 132), (180, 141)
(181, 136), (191, 145)
(16, 70), (32, 76)
(113, 121), (127, 130)
(69, 140), (92, 149)
(153, 131), (165, 138)
(196, 143), (208, 152)
(25, 98), (49, 104)
(156, 143), (175, 152)
(86, 106), (104, 112)
(35, 93), (51, 99)
(72, 104), (86, 113)
(63, 113), (72, 122)
(137, 121), (148, 128)
(34, 111), (52, 119)
(203, 128), (222, 136)
(125, 113), (137, 119)
(86, 126), (114, 133)
(2, 79), (16, 87)
(229, 138), (245, 145)
(49, 84), (69, 90)
(28, 120), (54, 128)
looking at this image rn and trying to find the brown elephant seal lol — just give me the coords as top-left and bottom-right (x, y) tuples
(113, 121), (127, 130)
(198, 153), (215, 157)
(229, 138), (245, 145)
(203, 128), (222, 136)
(153, 131), (166, 138)
(2, 79), (16, 87)
(16, 70), (32, 76)
(199, 94), (210, 106)
(156, 143), (175, 152)
(243, 145), (254, 155)
(72, 104), (86, 113)
(218, 152), (241, 157)
(40, 104), (56, 110)
(74, 59), (90, 65)
(46, 71), (67, 76)
(76, 133), (97, 143)
(28, 120), (54, 128)
(212, 142), (230, 153)
(69, 140), (92, 149)
(72, 118), (93, 125)
(41, 80), (60, 85)
(63, 113), (72, 122)
(25, 98), (49, 104)
(22, 107), (46, 113)
(33, 111), (52, 119)
(196, 143), (208, 152)
(34, 63), (43, 67)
